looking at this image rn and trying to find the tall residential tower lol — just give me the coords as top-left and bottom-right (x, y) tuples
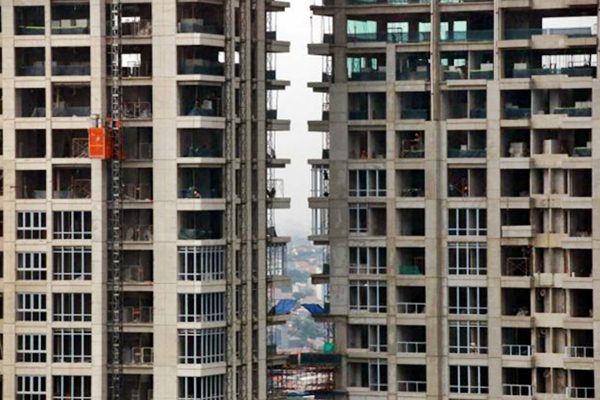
(0, 0), (290, 398)
(309, 0), (598, 398)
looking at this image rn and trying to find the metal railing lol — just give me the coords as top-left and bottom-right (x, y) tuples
(503, 344), (532, 356)
(503, 384), (533, 397)
(398, 380), (426, 393)
(565, 346), (593, 358)
(567, 387), (595, 399)
(397, 341), (426, 353)
(397, 302), (425, 314)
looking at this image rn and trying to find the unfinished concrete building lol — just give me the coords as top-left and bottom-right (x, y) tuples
(0, 0), (290, 399)
(309, 0), (599, 398)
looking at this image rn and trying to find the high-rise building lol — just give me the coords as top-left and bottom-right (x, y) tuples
(309, 0), (598, 398)
(0, 0), (290, 398)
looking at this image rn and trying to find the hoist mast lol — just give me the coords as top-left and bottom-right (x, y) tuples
(108, 1), (123, 399)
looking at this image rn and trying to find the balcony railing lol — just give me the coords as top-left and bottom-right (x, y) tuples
(448, 148), (486, 158)
(398, 381), (426, 393)
(397, 302), (425, 314)
(567, 387), (595, 399)
(565, 346), (593, 358)
(52, 64), (91, 76)
(397, 341), (425, 353)
(503, 344), (532, 356)
(123, 306), (153, 323)
(53, 105), (90, 117)
(504, 107), (531, 119)
(123, 347), (153, 365)
(504, 384), (533, 397)
(512, 66), (594, 79)
(505, 27), (595, 40)
(441, 30), (493, 42)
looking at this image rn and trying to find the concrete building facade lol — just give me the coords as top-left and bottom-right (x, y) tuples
(309, 0), (599, 398)
(0, 0), (289, 398)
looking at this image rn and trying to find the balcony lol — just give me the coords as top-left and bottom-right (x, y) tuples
(122, 292), (153, 324)
(397, 287), (425, 314)
(348, 325), (387, 352)
(15, 6), (44, 36)
(120, 45), (152, 78)
(123, 86), (152, 120)
(397, 365), (426, 393)
(504, 90), (531, 119)
(348, 130), (386, 159)
(565, 330), (593, 358)
(123, 128), (152, 160)
(52, 47), (90, 76)
(116, 375), (153, 400)
(16, 170), (46, 199)
(178, 46), (224, 76)
(448, 168), (486, 197)
(397, 325), (425, 353)
(16, 48), (45, 77)
(568, 210), (591, 238)
(398, 92), (430, 120)
(348, 54), (386, 81)
(52, 85), (91, 117)
(122, 333), (153, 366)
(179, 84), (223, 117)
(396, 53), (430, 81)
(16, 89), (46, 118)
(396, 170), (424, 197)
(119, 4), (152, 37)
(348, 93), (386, 121)
(179, 129), (222, 158)
(502, 288), (531, 317)
(123, 210), (153, 242)
(51, 4), (89, 35)
(567, 370), (594, 398)
(504, 27), (595, 41)
(178, 167), (223, 199)
(17, 130), (46, 158)
(448, 131), (486, 158)
(502, 246), (531, 276)
(501, 170), (529, 197)
(398, 132), (424, 159)
(502, 328), (532, 356)
(122, 251), (153, 284)
(177, 2), (223, 35)
(53, 167), (91, 199)
(398, 247), (424, 276)
(179, 211), (223, 240)
(123, 169), (152, 201)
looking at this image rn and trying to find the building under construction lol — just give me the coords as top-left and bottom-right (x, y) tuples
(309, 0), (599, 398)
(0, 0), (290, 398)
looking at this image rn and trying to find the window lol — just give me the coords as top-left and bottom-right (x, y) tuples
(17, 211), (46, 239)
(450, 365), (488, 394)
(449, 287), (487, 315)
(53, 329), (91, 363)
(178, 328), (225, 364)
(349, 280), (387, 313)
(17, 252), (47, 280)
(449, 209), (487, 236)
(349, 169), (386, 197)
(16, 334), (47, 362)
(53, 293), (91, 322)
(53, 376), (91, 400)
(349, 247), (386, 274)
(178, 246), (225, 281)
(17, 375), (46, 400)
(53, 247), (91, 280)
(448, 242), (487, 275)
(349, 204), (367, 233)
(17, 293), (47, 321)
(449, 321), (488, 354)
(178, 292), (225, 322)
(53, 211), (91, 239)
(178, 375), (225, 400)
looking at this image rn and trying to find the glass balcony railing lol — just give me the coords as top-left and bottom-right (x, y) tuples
(347, 0), (430, 4)
(349, 70), (386, 81)
(397, 70), (430, 81)
(448, 148), (486, 158)
(512, 66), (594, 78)
(504, 27), (595, 40)
(504, 107), (531, 119)
(401, 109), (428, 120)
(347, 31), (430, 43)
(470, 69), (493, 80)
(441, 30), (493, 42)
(553, 107), (592, 117)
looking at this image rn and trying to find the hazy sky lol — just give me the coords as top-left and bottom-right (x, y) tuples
(275, 0), (322, 239)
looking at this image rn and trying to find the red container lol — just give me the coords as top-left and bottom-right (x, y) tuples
(88, 127), (113, 159)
